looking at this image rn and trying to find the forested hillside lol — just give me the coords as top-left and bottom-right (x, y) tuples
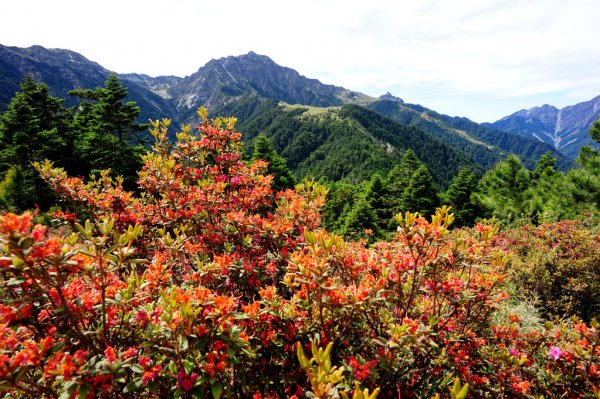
(369, 100), (571, 170)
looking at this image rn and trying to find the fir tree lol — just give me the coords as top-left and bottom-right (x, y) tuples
(401, 164), (439, 217)
(475, 155), (533, 224)
(251, 134), (296, 191)
(386, 149), (423, 213)
(0, 76), (75, 210)
(70, 75), (146, 189)
(321, 180), (359, 234)
(444, 167), (478, 227)
(341, 197), (380, 241)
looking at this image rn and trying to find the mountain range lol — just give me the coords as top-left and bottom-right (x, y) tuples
(484, 98), (600, 158)
(2, 43), (597, 187)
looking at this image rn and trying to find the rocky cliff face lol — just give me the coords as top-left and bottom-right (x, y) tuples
(486, 98), (600, 158)
(165, 51), (349, 115)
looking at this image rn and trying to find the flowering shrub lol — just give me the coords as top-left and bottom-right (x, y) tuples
(0, 109), (598, 398)
(495, 220), (600, 322)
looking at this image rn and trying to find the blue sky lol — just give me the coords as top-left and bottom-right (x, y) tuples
(2, 0), (600, 122)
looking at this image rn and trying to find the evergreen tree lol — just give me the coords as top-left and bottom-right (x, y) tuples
(591, 119), (600, 143)
(475, 155), (533, 225)
(533, 152), (558, 181)
(385, 149), (423, 213)
(70, 75), (146, 189)
(341, 197), (380, 242)
(365, 173), (390, 229)
(251, 134), (296, 191)
(321, 180), (359, 234)
(401, 164), (439, 217)
(71, 74), (146, 142)
(568, 145), (600, 211)
(0, 76), (75, 210)
(0, 167), (27, 212)
(444, 167), (478, 227)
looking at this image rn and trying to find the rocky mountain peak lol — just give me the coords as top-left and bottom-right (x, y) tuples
(379, 92), (404, 103)
(488, 98), (600, 158)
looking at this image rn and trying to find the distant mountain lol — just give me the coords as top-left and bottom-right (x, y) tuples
(368, 100), (571, 170)
(0, 43), (575, 185)
(126, 51), (374, 121)
(0, 44), (180, 126)
(485, 97), (600, 158)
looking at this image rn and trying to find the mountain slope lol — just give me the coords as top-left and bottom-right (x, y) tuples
(0, 44), (180, 125)
(369, 100), (571, 170)
(159, 51), (373, 121)
(0, 43), (578, 179)
(213, 95), (478, 187)
(485, 97), (600, 158)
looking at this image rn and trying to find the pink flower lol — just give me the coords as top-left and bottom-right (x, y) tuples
(548, 346), (562, 360)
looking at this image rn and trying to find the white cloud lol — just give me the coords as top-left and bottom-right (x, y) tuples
(1, 0), (599, 121)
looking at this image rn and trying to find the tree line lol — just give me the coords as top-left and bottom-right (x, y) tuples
(1, 75), (599, 236)
(0, 75), (146, 211)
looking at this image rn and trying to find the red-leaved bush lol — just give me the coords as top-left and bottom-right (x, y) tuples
(0, 110), (598, 398)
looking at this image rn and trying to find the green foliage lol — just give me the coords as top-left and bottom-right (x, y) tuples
(474, 155), (533, 225)
(342, 197), (381, 241)
(0, 166), (27, 211)
(568, 145), (600, 212)
(251, 133), (296, 191)
(70, 74), (146, 189)
(0, 76), (75, 210)
(591, 119), (600, 143)
(496, 220), (600, 322)
(400, 164), (439, 217)
(321, 180), (362, 233)
(324, 152), (443, 239)
(70, 74), (147, 143)
(443, 167), (479, 227)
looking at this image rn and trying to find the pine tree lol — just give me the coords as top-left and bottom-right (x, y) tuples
(533, 152), (558, 181)
(401, 164), (439, 217)
(568, 145), (600, 211)
(444, 167), (478, 227)
(0, 76), (76, 210)
(251, 134), (296, 191)
(591, 119), (600, 143)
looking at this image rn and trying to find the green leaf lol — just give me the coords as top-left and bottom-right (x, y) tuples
(184, 358), (195, 375)
(123, 377), (143, 393)
(77, 384), (92, 399)
(59, 381), (77, 399)
(211, 381), (223, 399)
(6, 277), (26, 286)
(129, 364), (143, 374)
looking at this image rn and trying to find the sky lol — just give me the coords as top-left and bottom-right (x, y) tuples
(2, 0), (600, 123)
